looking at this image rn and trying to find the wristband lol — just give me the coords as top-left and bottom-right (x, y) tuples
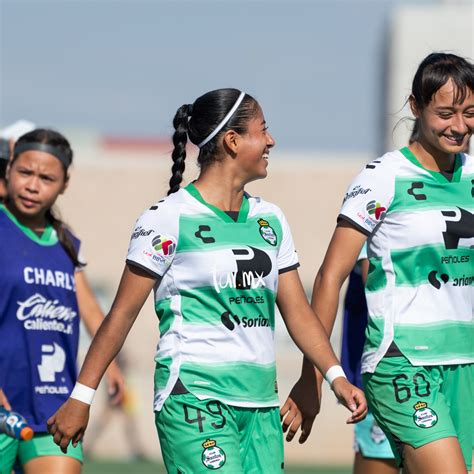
(70, 382), (96, 405)
(324, 365), (346, 386)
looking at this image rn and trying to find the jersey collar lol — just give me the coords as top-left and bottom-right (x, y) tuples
(0, 204), (58, 246)
(185, 183), (249, 224)
(400, 147), (462, 184)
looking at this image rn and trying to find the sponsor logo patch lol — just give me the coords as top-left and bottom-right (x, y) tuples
(366, 200), (386, 221)
(202, 439), (226, 470)
(413, 401), (438, 428)
(343, 185), (371, 203)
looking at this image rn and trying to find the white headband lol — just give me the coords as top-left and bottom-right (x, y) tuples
(197, 91), (246, 148)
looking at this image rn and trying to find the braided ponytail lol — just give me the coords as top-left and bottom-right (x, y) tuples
(168, 104), (192, 195)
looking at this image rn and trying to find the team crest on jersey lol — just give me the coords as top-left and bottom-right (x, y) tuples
(366, 200), (386, 221)
(201, 439), (226, 470)
(257, 219), (277, 246)
(413, 401), (438, 428)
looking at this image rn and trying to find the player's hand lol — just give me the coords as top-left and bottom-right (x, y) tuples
(47, 398), (90, 453)
(330, 378), (367, 424)
(0, 388), (12, 411)
(105, 360), (126, 406)
(280, 375), (322, 444)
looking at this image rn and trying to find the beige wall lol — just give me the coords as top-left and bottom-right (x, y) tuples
(58, 147), (369, 464)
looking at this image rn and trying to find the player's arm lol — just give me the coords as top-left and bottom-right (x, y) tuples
(277, 267), (367, 438)
(282, 221), (367, 442)
(75, 270), (126, 405)
(48, 264), (158, 453)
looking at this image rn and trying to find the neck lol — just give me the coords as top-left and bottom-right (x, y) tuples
(5, 200), (47, 231)
(193, 163), (247, 211)
(409, 139), (456, 172)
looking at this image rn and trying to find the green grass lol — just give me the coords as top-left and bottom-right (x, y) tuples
(83, 460), (351, 474)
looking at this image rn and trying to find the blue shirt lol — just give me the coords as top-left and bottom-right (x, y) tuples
(0, 205), (81, 432)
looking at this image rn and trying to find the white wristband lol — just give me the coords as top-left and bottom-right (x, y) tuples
(70, 382), (96, 405)
(324, 365), (346, 386)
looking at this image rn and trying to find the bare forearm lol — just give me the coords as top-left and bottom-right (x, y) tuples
(283, 304), (339, 376)
(76, 310), (136, 388)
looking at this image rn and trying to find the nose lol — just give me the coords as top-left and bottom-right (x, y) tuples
(451, 113), (469, 135)
(25, 176), (40, 194)
(266, 131), (275, 149)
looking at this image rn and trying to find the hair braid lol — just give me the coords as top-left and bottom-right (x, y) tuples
(168, 104), (192, 195)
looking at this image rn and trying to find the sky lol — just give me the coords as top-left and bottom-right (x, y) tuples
(0, 0), (440, 153)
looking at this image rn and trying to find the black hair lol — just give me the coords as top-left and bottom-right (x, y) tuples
(411, 52), (474, 109)
(167, 88), (260, 195)
(10, 129), (81, 267)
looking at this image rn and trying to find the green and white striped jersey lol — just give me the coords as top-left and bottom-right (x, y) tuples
(127, 183), (299, 410)
(340, 148), (473, 372)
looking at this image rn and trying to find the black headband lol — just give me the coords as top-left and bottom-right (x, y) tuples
(14, 142), (71, 168)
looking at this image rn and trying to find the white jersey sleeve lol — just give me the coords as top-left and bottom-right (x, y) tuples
(339, 157), (395, 235)
(126, 204), (179, 278)
(276, 210), (299, 273)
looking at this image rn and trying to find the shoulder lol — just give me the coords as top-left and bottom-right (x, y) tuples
(247, 194), (285, 219)
(460, 152), (474, 171)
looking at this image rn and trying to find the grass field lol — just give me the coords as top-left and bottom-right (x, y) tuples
(83, 460), (351, 474)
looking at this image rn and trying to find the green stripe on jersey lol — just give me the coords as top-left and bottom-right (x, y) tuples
(155, 298), (175, 336)
(154, 356), (173, 392)
(391, 244), (473, 287)
(366, 257), (387, 292)
(390, 174), (474, 212)
(179, 287), (276, 328)
(363, 316), (385, 353)
(180, 361), (278, 405)
(394, 320), (473, 362)
(177, 213), (283, 252)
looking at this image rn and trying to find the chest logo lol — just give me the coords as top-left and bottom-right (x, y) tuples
(441, 207), (474, 249)
(258, 219), (277, 246)
(195, 225), (215, 244)
(407, 182), (427, 201)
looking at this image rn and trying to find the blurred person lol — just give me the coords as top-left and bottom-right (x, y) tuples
(48, 88), (367, 473)
(0, 129), (125, 474)
(0, 139), (10, 201)
(340, 245), (398, 474)
(286, 52), (474, 473)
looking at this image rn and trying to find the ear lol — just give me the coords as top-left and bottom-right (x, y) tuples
(409, 95), (421, 118)
(222, 130), (240, 155)
(60, 175), (70, 195)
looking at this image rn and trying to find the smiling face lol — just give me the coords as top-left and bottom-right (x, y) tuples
(6, 150), (68, 225)
(234, 107), (275, 182)
(411, 79), (474, 156)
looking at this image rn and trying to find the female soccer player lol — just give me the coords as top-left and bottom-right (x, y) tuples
(287, 52), (474, 473)
(0, 129), (125, 474)
(48, 88), (367, 473)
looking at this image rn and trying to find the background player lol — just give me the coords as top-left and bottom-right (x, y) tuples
(0, 129), (125, 474)
(48, 88), (367, 473)
(286, 52), (473, 473)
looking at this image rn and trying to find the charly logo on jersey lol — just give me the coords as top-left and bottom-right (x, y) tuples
(212, 247), (272, 293)
(407, 182), (427, 201)
(413, 401), (438, 428)
(16, 293), (77, 334)
(220, 311), (270, 331)
(35, 343), (69, 395)
(343, 185), (371, 203)
(366, 200), (386, 221)
(257, 219), (277, 246)
(201, 439), (226, 470)
(131, 226), (155, 239)
(142, 235), (177, 264)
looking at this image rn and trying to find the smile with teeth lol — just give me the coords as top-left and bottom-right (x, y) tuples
(443, 134), (465, 143)
(262, 153), (269, 159)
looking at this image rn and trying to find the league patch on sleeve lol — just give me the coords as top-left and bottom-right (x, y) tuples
(142, 234), (177, 265)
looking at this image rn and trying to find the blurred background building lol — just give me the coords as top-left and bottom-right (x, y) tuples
(1, 0), (472, 468)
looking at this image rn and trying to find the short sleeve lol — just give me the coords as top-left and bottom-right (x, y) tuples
(339, 158), (395, 235)
(277, 210), (300, 274)
(126, 206), (178, 279)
